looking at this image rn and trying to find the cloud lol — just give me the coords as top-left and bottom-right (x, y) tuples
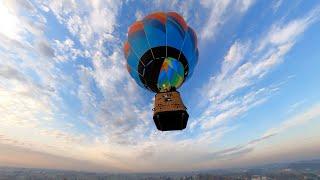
(133, 0), (201, 27)
(53, 38), (88, 62)
(0, 2), (23, 40)
(272, 0), (283, 12)
(200, 135), (267, 162)
(135, 10), (144, 20)
(30, 0), (147, 146)
(286, 100), (307, 114)
(200, 0), (255, 40)
(198, 7), (320, 130)
(77, 66), (97, 114)
(1, 0), (46, 39)
(264, 103), (320, 137)
(208, 146), (254, 161)
(200, 0), (231, 40)
(201, 103), (320, 163)
(0, 143), (119, 172)
(0, 65), (28, 82)
(35, 0), (156, 146)
(0, 0), (95, 165)
(257, 7), (320, 51)
(43, 0), (122, 47)
(37, 40), (55, 57)
(224, 40), (249, 63)
(199, 84), (279, 130)
(3, 97), (316, 173)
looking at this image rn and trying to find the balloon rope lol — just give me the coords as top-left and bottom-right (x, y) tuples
(142, 28), (155, 61)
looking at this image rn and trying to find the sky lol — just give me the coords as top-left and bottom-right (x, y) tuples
(0, 0), (320, 173)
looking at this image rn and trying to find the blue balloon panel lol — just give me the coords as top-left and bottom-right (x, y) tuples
(166, 17), (185, 52)
(143, 19), (166, 48)
(128, 30), (150, 60)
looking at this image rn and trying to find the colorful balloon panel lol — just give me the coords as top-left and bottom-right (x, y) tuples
(157, 57), (184, 92)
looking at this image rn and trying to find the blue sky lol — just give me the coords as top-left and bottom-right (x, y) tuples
(0, 0), (320, 172)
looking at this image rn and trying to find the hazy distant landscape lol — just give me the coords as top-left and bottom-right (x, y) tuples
(1, 159), (319, 180)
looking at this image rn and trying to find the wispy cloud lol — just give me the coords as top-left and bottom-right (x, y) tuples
(264, 103), (320, 137)
(53, 38), (88, 62)
(196, 103), (320, 164)
(271, 0), (283, 13)
(197, 6), (320, 130)
(286, 99), (307, 114)
(200, 86), (278, 129)
(200, 0), (255, 40)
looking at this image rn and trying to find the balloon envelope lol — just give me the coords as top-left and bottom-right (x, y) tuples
(124, 12), (198, 93)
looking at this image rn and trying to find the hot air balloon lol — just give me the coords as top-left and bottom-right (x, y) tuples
(124, 12), (198, 131)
